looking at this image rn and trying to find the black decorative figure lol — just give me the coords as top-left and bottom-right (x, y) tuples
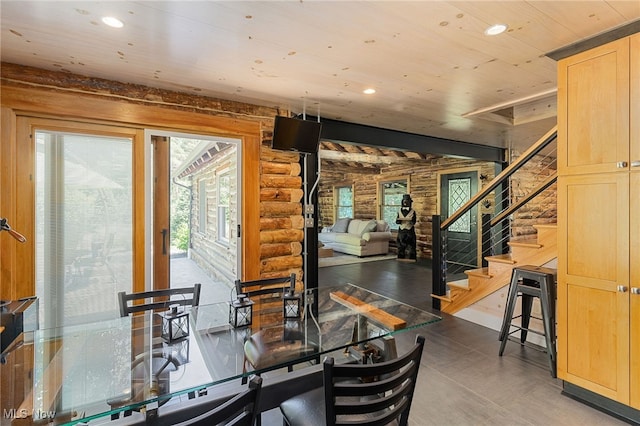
(396, 194), (417, 262)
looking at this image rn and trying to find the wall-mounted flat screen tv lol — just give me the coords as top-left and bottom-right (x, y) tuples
(271, 116), (322, 154)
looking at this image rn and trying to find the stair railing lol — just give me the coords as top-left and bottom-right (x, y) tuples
(432, 125), (558, 309)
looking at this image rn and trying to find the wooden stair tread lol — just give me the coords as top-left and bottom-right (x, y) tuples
(464, 267), (492, 278)
(533, 223), (557, 230)
(448, 279), (470, 290)
(508, 239), (543, 248)
(485, 254), (516, 264)
(431, 293), (452, 303)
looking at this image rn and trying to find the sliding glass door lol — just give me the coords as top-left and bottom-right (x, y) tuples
(34, 128), (135, 327)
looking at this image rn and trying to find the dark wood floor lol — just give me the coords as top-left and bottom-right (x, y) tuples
(262, 258), (630, 425)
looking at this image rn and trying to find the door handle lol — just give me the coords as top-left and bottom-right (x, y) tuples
(616, 161), (628, 168)
(161, 229), (168, 255)
(631, 161), (640, 168)
(631, 287), (640, 295)
(617, 285), (628, 293)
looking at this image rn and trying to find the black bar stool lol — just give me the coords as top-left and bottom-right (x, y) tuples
(498, 265), (557, 377)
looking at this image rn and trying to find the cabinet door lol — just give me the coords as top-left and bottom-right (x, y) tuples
(631, 33), (640, 410)
(631, 172), (640, 409)
(558, 37), (630, 175)
(631, 33), (639, 172)
(557, 173), (630, 403)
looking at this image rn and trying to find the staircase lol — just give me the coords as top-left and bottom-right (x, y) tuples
(433, 223), (556, 315)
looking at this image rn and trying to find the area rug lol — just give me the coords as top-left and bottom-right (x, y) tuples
(318, 252), (397, 268)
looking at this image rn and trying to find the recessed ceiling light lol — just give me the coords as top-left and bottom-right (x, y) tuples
(102, 16), (124, 28)
(485, 24), (507, 36)
(363, 88), (376, 95)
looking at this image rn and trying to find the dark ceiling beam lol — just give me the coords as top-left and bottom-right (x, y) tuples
(301, 116), (505, 163)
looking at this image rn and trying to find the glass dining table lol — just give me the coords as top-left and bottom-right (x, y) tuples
(0, 283), (440, 425)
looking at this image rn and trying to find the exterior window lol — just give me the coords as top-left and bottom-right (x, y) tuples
(198, 179), (207, 233)
(335, 185), (353, 220)
(380, 179), (408, 230)
(217, 171), (231, 243)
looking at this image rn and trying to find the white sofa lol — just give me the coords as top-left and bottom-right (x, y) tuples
(319, 218), (392, 257)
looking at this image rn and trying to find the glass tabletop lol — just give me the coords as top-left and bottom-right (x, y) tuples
(0, 283), (440, 425)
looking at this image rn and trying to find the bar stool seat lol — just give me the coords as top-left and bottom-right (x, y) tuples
(498, 265), (557, 377)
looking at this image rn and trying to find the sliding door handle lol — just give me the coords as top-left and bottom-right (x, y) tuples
(161, 229), (168, 255)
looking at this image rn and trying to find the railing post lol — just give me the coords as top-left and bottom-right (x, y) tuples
(481, 213), (491, 268)
(431, 215), (446, 310)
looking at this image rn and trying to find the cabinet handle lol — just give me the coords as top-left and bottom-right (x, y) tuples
(617, 285), (628, 292)
(632, 288), (640, 295)
(631, 161), (640, 168)
(616, 161), (628, 168)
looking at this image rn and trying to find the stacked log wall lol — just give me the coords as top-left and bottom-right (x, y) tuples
(258, 143), (305, 281)
(508, 150), (558, 240)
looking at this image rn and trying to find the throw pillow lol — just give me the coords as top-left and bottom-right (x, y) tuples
(332, 217), (351, 233)
(362, 219), (378, 235)
(376, 220), (390, 232)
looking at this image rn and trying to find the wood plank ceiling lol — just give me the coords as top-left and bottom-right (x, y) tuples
(1, 2), (639, 151)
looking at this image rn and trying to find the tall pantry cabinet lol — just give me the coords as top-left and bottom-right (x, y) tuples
(557, 32), (639, 414)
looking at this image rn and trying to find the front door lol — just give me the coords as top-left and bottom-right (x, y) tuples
(440, 171), (479, 269)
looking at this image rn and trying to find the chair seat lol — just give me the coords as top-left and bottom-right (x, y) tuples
(280, 387), (325, 426)
(280, 385), (400, 426)
(244, 326), (318, 370)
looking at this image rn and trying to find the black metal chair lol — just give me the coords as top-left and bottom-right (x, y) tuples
(118, 284), (201, 317)
(174, 376), (263, 426)
(235, 274), (317, 382)
(110, 284), (201, 418)
(280, 335), (426, 426)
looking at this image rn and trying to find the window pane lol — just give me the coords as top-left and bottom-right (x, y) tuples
(381, 180), (408, 230)
(218, 172), (230, 243)
(336, 186), (353, 220)
(35, 130), (133, 327)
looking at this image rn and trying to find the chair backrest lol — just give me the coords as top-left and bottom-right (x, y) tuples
(118, 284), (201, 317)
(234, 273), (296, 299)
(323, 335), (425, 426)
(175, 376), (263, 426)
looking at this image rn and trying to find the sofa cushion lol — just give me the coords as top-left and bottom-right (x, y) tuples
(332, 217), (351, 233)
(334, 233), (366, 246)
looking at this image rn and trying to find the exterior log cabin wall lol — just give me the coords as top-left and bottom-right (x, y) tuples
(189, 146), (240, 283)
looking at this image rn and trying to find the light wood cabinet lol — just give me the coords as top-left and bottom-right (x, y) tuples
(557, 32), (639, 411)
(558, 37), (631, 175)
(631, 171), (639, 410)
(630, 32), (640, 411)
(557, 173), (630, 401)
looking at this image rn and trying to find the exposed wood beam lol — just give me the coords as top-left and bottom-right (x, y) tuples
(320, 149), (422, 165)
(304, 116), (505, 163)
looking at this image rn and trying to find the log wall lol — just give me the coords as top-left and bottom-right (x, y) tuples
(318, 157), (497, 259)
